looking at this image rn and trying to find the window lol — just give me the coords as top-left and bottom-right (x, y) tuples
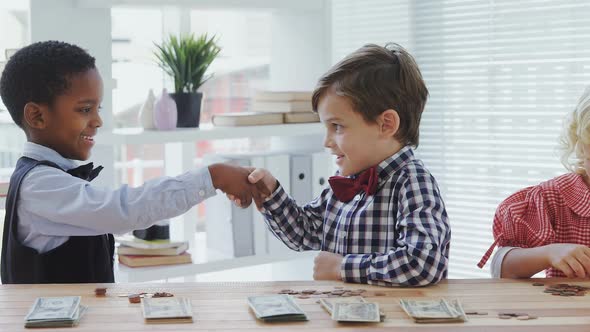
(332, 0), (590, 278)
(190, 10), (271, 122)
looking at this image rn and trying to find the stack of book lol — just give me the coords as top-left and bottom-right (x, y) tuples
(117, 237), (191, 268)
(212, 91), (320, 127)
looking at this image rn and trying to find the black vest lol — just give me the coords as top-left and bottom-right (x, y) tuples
(1, 157), (115, 284)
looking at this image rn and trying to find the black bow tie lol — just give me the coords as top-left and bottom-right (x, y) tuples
(66, 162), (103, 181)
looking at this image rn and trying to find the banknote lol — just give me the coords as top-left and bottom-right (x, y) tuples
(332, 302), (380, 323)
(247, 295), (308, 322)
(142, 297), (193, 324)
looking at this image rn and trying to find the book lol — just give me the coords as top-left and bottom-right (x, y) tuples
(117, 242), (188, 256)
(251, 100), (312, 113)
(283, 112), (320, 123)
(212, 112), (283, 127)
(116, 237), (187, 250)
(255, 90), (312, 102)
(118, 252), (192, 267)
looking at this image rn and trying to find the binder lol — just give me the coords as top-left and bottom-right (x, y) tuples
(250, 155), (268, 256)
(263, 154), (293, 255)
(290, 154), (313, 204)
(203, 155), (255, 258)
(311, 151), (334, 198)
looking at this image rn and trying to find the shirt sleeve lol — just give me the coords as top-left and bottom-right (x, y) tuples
(259, 182), (328, 251)
(19, 165), (216, 236)
(340, 172), (450, 287)
(492, 185), (556, 248)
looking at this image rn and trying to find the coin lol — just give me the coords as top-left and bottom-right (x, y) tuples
(94, 287), (107, 296)
(128, 294), (141, 304)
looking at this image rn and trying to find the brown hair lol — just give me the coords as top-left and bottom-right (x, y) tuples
(312, 43), (428, 147)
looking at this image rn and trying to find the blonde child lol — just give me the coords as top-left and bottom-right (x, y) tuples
(240, 43), (451, 286)
(479, 87), (590, 278)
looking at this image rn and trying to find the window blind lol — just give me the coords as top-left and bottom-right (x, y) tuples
(331, 0), (590, 278)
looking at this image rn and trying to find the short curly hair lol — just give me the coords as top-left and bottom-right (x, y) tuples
(0, 40), (96, 129)
(559, 86), (590, 173)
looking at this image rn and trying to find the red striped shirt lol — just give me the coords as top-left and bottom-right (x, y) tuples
(478, 172), (590, 278)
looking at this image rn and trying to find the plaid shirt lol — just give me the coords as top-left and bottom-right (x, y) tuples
(261, 146), (451, 286)
(479, 172), (590, 278)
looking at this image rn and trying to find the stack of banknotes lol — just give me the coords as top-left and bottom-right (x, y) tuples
(247, 295), (308, 322)
(24, 296), (87, 328)
(400, 298), (468, 323)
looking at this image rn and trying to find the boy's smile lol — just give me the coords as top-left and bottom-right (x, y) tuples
(318, 88), (402, 177)
(28, 68), (103, 161)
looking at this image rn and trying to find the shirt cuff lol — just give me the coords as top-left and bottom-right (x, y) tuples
(262, 182), (288, 212)
(341, 253), (372, 283)
(490, 246), (519, 278)
(178, 167), (217, 205)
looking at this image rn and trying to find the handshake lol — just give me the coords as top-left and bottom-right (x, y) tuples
(208, 163), (277, 209)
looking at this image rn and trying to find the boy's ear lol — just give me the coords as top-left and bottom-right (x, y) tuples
(378, 109), (400, 138)
(23, 102), (48, 129)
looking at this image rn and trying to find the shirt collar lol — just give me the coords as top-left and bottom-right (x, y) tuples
(555, 173), (590, 217)
(22, 142), (78, 171)
(375, 145), (415, 182)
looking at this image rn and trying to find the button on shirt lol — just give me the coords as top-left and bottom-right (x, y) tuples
(16, 142), (216, 254)
(261, 146), (451, 286)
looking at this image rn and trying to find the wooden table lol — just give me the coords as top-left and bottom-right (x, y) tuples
(1, 278), (590, 331)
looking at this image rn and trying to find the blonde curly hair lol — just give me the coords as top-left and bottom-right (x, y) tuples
(560, 86), (590, 173)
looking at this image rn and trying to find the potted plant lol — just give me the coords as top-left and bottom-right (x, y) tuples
(154, 34), (221, 128)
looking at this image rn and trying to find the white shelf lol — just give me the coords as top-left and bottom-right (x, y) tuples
(96, 122), (324, 145)
(115, 250), (316, 283)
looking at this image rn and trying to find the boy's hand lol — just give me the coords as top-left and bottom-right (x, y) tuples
(208, 163), (269, 208)
(246, 168), (278, 209)
(313, 251), (343, 281)
(547, 243), (590, 278)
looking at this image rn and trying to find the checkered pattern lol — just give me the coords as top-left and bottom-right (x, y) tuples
(261, 146), (451, 286)
(478, 173), (590, 278)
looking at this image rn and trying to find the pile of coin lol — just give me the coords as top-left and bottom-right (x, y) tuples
(277, 287), (368, 299)
(498, 312), (537, 320)
(544, 283), (590, 297)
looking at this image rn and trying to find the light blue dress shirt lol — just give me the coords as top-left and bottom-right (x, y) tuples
(16, 142), (216, 254)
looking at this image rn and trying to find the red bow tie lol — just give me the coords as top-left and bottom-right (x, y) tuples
(328, 166), (379, 202)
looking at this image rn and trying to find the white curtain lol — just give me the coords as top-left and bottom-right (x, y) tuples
(331, 0), (590, 278)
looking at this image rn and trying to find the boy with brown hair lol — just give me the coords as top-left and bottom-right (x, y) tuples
(244, 43), (451, 286)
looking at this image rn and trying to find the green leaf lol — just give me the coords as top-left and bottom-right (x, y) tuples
(153, 33), (221, 93)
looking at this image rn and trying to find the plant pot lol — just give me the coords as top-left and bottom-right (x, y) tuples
(171, 92), (203, 128)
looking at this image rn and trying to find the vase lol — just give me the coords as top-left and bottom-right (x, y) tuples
(153, 88), (177, 131)
(138, 89), (156, 129)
